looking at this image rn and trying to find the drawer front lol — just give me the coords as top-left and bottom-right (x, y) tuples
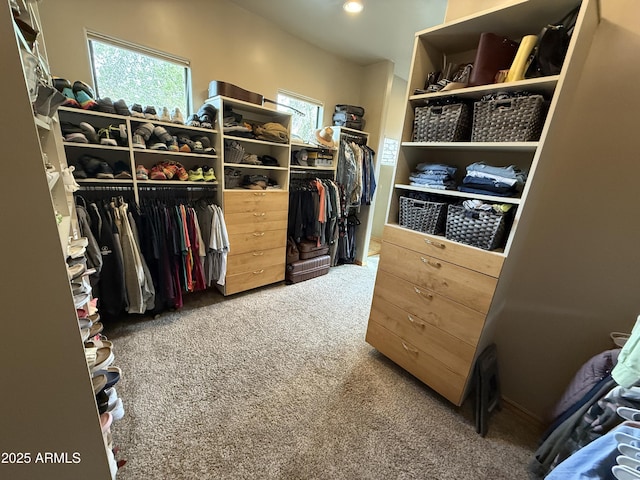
(366, 320), (466, 405)
(225, 210), (289, 235)
(373, 270), (485, 346)
(228, 229), (287, 255)
(370, 296), (475, 378)
(224, 263), (285, 295)
(383, 224), (504, 277)
(379, 242), (497, 314)
(224, 191), (288, 214)
(227, 247), (285, 274)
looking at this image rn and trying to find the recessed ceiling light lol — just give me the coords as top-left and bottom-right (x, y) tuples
(343, 1), (364, 14)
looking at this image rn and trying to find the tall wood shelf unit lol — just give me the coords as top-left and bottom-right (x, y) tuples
(1, 1), (111, 478)
(207, 96), (292, 296)
(366, 0), (599, 407)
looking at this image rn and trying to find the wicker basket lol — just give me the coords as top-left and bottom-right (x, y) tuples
(471, 94), (546, 142)
(412, 103), (471, 142)
(224, 167), (242, 189)
(445, 205), (507, 250)
(399, 196), (447, 235)
(224, 141), (245, 164)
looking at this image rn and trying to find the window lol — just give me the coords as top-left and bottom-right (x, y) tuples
(87, 33), (191, 114)
(276, 91), (323, 143)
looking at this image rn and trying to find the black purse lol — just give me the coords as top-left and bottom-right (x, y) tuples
(525, 4), (581, 78)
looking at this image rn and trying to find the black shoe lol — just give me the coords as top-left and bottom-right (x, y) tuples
(113, 161), (132, 179)
(186, 114), (200, 127)
(130, 103), (145, 118)
(72, 80), (95, 99)
(113, 99), (131, 116)
(144, 106), (159, 120)
(97, 97), (116, 114)
(78, 155), (104, 178)
(79, 122), (99, 144)
(95, 162), (114, 179)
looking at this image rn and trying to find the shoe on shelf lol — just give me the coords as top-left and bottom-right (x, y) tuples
(118, 124), (128, 146)
(199, 136), (215, 153)
(179, 143), (191, 153)
(153, 125), (174, 145)
(67, 262), (85, 280)
(186, 114), (200, 127)
(160, 161), (177, 180)
(79, 154), (104, 177)
(130, 103), (145, 118)
(114, 161), (132, 179)
(202, 165), (216, 182)
(149, 142), (168, 151)
(171, 107), (184, 124)
(89, 321), (104, 337)
(113, 99), (131, 116)
(64, 132), (88, 143)
(96, 389), (109, 415)
(149, 165), (167, 180)
(174, 163), (189, 181)
(79, 122), (99, 144)
(108, 397), (125, 421)
(143, 106), (159, 120)
(92, 374), (107, 395)
(192, 140), (204, 153)
(95, 161), (114, 179)
(72, 165), (88, 179)
(135, 122), (155, 141)
(132, 133), (146, 149)
(92, 366), (121, 390)
(136, 165), (149, 180)
(72, 80), (95, 99)
(168, 143), (179, 152)
(199, 114), (213, 129)
(197, 103), (218, 128)
(53, 77), (81, 108)
(98, 127), (118, 146)
(188, 167), (205, 182)
(74, 91), (98, 110)
(96, 97), (116, 114)
(159, 106), (171, 122)
(91, 346), (115, 373)
(178, 135), (196, 152)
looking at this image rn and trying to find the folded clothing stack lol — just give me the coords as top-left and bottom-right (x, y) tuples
(458, 162), (527, 197)
(409, 163), (457, 190)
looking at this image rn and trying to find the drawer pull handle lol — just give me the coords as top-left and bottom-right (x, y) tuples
(407, 315), (426, 328)
(253, 192), (267, 197)
(253, 232), (265, 237)
(414, 287), (434, 300)
(253, 212), (266, 217)
(253, 269), (265, 275)
(424, 238), (445, 249)
(420, 257), (441, 269)
(401, 342), (419, 354)
(252, 251), (264, 256)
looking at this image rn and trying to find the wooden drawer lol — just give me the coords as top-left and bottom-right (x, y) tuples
(373, 270), (485, 346)
(223, 191), (288, 214)
(379, 242), (497, 314)
(225, 210), (288, 235)
(224, 263), (285, 295)
(366, 320), (466, 405)
(227, 247), (285, 275)
(383, 224), (504, 277)
(370, 296), (475, 378)
(228, 229), (287, 255)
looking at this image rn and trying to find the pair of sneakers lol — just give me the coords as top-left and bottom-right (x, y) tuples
(187, 103), (218, 129)
(75, 155), (114, 179)
(53, 78), (98, 110)
(95, 98), (132, 116)
(149, 161), (188, 181)
(188, 166), (216, 182)
(157, 106), (184, 124)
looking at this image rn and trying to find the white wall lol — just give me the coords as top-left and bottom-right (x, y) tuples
(39, 0), (367, 124)
(445, 0), (520, 21)
(371, 75), (407, 239)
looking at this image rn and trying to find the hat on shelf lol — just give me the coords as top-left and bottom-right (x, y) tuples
(314, 126), (335, 148)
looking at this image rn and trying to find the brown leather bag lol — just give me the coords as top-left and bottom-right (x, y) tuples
(468, 33), (519, 87)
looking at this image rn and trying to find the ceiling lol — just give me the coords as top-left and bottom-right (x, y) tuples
(226, 0), (448, 80)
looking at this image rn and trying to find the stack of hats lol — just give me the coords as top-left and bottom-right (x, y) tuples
(333, 104), (365, 131)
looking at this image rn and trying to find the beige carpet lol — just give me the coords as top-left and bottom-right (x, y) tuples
(106, 257), (539, 479)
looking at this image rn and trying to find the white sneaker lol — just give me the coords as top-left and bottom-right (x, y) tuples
(159, 106), (171, 122)
(171, 107), (184, 124)
(132, 133), (146, 149)
(108, 398), (125, 421)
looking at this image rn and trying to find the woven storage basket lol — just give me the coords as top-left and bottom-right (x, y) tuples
(224, 142), (245, 164)
(224, 168), (242, 189)
(399, 196), (447, 235)
(445, 205), (507, 250)
(412, 103), (471, 142)
(471, 94), (546, 142)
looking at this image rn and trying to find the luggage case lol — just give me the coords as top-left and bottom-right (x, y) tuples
(335, 104), (365, 117)
(286, 255), (331, 284)
(298, 240), (330, 259)
(333, 111), (363, 124)
(208, 80), (264, 105)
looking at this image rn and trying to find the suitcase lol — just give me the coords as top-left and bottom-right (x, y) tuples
(208, 80), (264, 105)
(335, 104), (365, 117)
(333, 111), (363, 124)
(333, 118), (366, 130)
(298, 240), (330, 259)
(286, 255), (331, 284)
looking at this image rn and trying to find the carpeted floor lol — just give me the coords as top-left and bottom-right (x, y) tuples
(106, 257), (539, 479)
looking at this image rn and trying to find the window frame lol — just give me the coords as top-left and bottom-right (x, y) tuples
(276, 90), (324, 142)
(86, 31), (193, 115)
